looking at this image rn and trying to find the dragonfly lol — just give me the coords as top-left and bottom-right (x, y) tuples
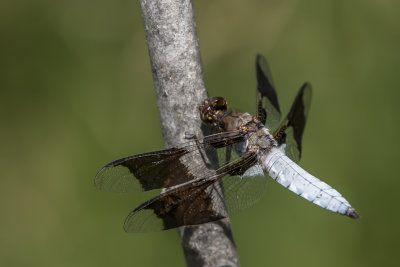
(95, 54), (359, 233)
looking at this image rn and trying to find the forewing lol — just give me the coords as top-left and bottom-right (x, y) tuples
(255, 54), (281, 130)
(274, 82), (312, 163)
(95, 147), (192, 193)
(94, 131), (245, 193)
(123, 152), (258, 232)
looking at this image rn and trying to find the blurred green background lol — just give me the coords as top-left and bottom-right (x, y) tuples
(1, 0), (399, 266)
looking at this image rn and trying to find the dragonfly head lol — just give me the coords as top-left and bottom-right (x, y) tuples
(199, 97), (227, 125)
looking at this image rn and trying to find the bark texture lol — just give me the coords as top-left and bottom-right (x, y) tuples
(139, 0), (239, 266)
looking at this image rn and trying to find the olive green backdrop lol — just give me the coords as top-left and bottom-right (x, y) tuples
(1, 0), (399, 266)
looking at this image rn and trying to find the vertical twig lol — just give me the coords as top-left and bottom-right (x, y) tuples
(139, 0), (239, 266)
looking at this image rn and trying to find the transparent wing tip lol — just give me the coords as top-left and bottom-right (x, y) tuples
(346, 208), (360, 219)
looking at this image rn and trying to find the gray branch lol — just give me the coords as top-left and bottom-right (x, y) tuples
(139, 0), (239, 266)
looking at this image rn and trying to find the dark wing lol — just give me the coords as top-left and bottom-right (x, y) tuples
(94, 131), (245, 193)
(274, 82), (312, 163)
(123, 151), (259, 232)
(255, 54), (281, 131)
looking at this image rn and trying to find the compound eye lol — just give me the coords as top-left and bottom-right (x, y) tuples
(213, 97), (227, 111)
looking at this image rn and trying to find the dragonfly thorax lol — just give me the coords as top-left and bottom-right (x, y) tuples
(220, 112), (278, 156)
(254, 127), (277, 150)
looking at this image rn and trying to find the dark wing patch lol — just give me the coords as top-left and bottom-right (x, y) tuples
(274, 82), (312, 162)
(94, 131), (245, 193)
(255, 54), (281, 131)
(123, 151), (258, 232)
(95, 147), (192, 193)
(124, 178), (224, 232)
